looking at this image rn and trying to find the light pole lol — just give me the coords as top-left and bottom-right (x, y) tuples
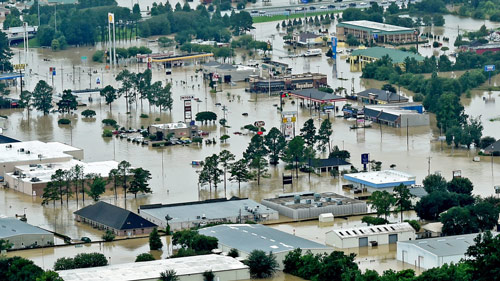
(165, 214), (172, 235)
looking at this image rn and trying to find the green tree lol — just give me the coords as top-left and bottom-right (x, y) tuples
(328, 145), (350, 160)
(244, 250), (279, 279)
(102, 230), (115, 242)
(219, 150), (235, 195)
(81, 109), (96, 118)
(393, 184), (414, 222)
(195, 111), (217, 124)
(116, 69), (135, 112)
(86, 174), (106, 202)
(244, 135), (269, 185)
(229, 159), (251, 193)
(283, 136), (305, 178)
(440, 206), (478, 236)
(32, 80), (54, 115)
(264, 127), (286, 165)
(108, 168), (120, 200)
(317, 119), (333, 153)
(447, 177), (474, 195)
(19, 90), (33, 119)
(230, 11), (254, 35)
(135, 253), (155, 262)
(53, 257), (75, 271)
(100, 85), (118, 111)
(0, 256), (44, 281)
(369, 191), (395, 220)
(159, 270), (179, 281)
(466, 231), (500, 281)
(0, 239), (13, 251)
(415, 191), (459, 220)
(41, 182), (61, 206)
(0, 30), (12, 72)
(228, 248), (239, 258)
(155, 83), (173, 112)
(72, 253), (108, 268)
(129, 168), (152, 198)
(423, 174), (448, 193)
(199, 154), (223, 190)
(203, 270), (215, 281)
(117, 160), (131, 202)
(36, 271), (64, 281)
(300, 119), (317, 148)
(149, 228), (163, 250)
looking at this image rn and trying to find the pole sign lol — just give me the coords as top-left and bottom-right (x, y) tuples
(212, 73), (220, 82)
(283, 174), (293, 187)
(485, 65), (495, 72)
(14, 64), (26, 70)
(361, 153), (369, 170)
(96, 77), (101, 85)
(184, 100), (192, 121)
(254, 121), (265, 127)
(180, 95), (194, 100)
(49, 67), (56, 76)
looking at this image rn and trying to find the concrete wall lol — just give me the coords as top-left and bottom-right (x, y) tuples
(400, 113), (430, 127)
(326, 231), (415, 248)
(261, 201), (367, 220)
(4, 233), (54, 249)
(397, 242), (443, 269)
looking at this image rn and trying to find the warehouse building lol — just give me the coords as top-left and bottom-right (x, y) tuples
(349, 47), (424, 71)
(0, 217), (54, 249)
(201, 61), (258, 82)
(364, 103), (430, 127)
(343, 170), (416, 191)
(337, 20), (416, 44)
(261, 192), (367, 220)
(139, 197), (279, 230)
(198, 224), (332, 268)
(148, 122), (198, 139)
(397, 233), (490, 269)
(58, 254), (250, 281)
(75, 201), (157, 236)
(248, 73), (327, 93)
(325, 222), (415, 248)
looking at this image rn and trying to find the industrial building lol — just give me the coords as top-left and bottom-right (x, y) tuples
(349, 47), (424, 71)
(364, 103), (430, 127)
(357, 88), (409, 104)
(292, 32), (326, 46)
(139, 198), (279, 230)
(336, 20), (416, 44)
(0, 217), (54, 249)
(201, 61), (258, 82)
(247, 73), (327, 93)
(74, 202), (157, 236)
(58, 254), (250, 281)
(305, 157), (352, 174)
(260, 59), (292, 77)
(148, 122), (198, 139)
(325, 222), (415, 248)
(198, 224), (332, 268)
(261, 192), (367, 220)
(397, 233), (490, 269)
(343, 170), (416, 190)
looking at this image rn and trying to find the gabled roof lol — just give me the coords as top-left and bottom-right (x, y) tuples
(357, 88), (409, 102)
(74, 201), (157, 230)
(299, 32), (321, 42)
(0, 217), (52, 238)
(327, 222), (415, 239)
(484, 140), (500, 153)
(288, 89), (345, 103)
(309, 157), (351, 168)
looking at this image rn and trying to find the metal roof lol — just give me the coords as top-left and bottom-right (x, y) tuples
(343, 170), (416, 188)
(198, 224), (331, 254)
(338, 20), (414, 34)
(327, 222), (415, 239)
(0, 217), (52, 238)
(309, 157), (351, 168)
(357, 88), (409, 103)
(351, 47), (424, 64)
(398, 233), (494, 257)
(288, 89), (345, 103)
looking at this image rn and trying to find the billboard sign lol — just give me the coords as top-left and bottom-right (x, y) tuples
(361, 153), (369, 164)
(485, 65), (495, 72)
(180, 95), (194, 100)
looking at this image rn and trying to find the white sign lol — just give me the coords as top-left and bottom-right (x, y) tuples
(180, 95), (194, 100)
(96, 77), (101, 84)
(185, 111), (192, 119)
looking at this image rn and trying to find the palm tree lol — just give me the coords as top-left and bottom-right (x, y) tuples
(159, 270), (179, 281)
(117, 160), (131, 205)
(108, 168), (120, 200)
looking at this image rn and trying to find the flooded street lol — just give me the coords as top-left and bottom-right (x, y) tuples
(1, 11), (500, 275)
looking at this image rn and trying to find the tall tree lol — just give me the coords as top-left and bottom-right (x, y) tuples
(32, 80), (54, 115)
(369, 191), (395, 220)
(50, 169), (66, 206)
(86, 173), (106, 202)
(300, 119), (317, 148)
(100, 85), (118, 111)
(243, 135), (269, 185)
(219, 150), (235, 196)
(117, 160), (131, 204)
(466, 231), (500, 281)
(149, 227), (163, 250)
(41, 182), (61, 206)
(129, 168), (152, 198)
(57, 89), (77, 113)
(0, 30), (13, 72)
(108, 168), (120, 200)
(19, 90), (33, 119)
(229, 159), (251, 194)
(62, 170), (73, 205)
(317, 119), (333, 153)
(283, 136), (305, 178)
(116, 69), (134, 112)
(393, 184), (414, 222)
(264, 127), (286, 165)
(202, 154), (223, 190)
(156, 83), (173, 111)
(70, 165), (84, 206)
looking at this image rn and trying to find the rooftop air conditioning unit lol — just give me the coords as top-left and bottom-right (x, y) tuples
(294, 195), (301, 204)
(19, 148), (24, 152)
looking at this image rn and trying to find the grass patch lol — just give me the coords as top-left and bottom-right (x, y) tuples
(253, 10), (341, 23)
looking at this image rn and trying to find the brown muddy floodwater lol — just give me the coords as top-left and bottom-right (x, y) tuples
(1, 13), (499, 275)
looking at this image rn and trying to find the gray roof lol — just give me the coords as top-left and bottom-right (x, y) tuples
(398, 233), (491, 257)
(74, 201), (157, 230)
(299, 32), (321, 42)
(0, 217), (51, 238)
(0, 135), (20, 144)
(198, 224), (331, 254)
(216, 64), (237, 70)
(364, 107), (399, 122)
(309, 157), (351, 168)
(289, 89), (345, 102)
(357, 88), (409, 103)
(484, 140), (500, 153)
(409, 186), (428, 198)
(140, 198), (277, 224)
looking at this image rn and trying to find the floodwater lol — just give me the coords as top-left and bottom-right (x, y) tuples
(1, 13), (500, 274)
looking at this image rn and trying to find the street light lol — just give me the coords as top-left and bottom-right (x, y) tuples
(165, 214), (172, 235)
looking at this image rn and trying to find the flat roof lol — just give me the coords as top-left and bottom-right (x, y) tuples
(343, 170), (416, 188)
(338, 20), (414, 34)
(0, 217), (52, 238)
(140, 198), (277, 224)
(288, 89), (346, 103)
(151, 123), (188, 129)
(262, 192), (364, 210)
(351, 47), (424, 64)
(199, 224), (331, 254)
(398, 233), (494, 257)
(9, 160), (119, 183)
(0, 141), (79, 164)
(327, 222), (414, 239)
(57, 254), (248, 281)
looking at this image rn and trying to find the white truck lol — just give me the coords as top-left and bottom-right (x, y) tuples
(303, 49), (322, 57)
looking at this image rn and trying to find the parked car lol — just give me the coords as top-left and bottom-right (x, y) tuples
(320, 5), (327, 9)
(327, 4), (336, 8)
(309, 6), (316, 10)
(81, 237), (91, 243)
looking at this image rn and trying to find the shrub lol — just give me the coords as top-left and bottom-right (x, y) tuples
(361, 216), (388, 225)
(404, 220), (421, 232)
(102, 129), (113, 138)
(159, 270), (179, 281)
(244, 250), (278, 279)
(58, 118), (71, 125)
(102, 230), (115, 242)
(102, 119), (117, 127)
(140, 113), (149, 118)
(135, 253), (155, 262)
(155, 117), (161, 121)
(73, 253), (108, 268)
(203, 270), (215, 281)
(228, 248), (239, 258)
(53, 257), (75, 270)
(149, 228), (163, 250)
(81, 109), (96, 118)
(92, 50), (104, 62)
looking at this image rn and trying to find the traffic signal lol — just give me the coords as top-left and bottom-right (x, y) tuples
(281, 92), (290, 98)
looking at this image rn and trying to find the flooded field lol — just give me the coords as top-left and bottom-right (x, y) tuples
(1, 12), (500, 275)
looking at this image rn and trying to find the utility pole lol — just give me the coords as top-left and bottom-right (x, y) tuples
(113, 16), (116, 67)
(427, 156), (432, 175)
(54, 4), (57, 33)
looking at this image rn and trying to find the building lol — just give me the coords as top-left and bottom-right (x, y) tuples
(292, 32), (325, 46)
(483, 139), (500, 155)
(148, 122), (198, 139)
(349, 47), (424, 70)
(261, 59), (291, 77)
(57, 254), (250, 281)
(364, 103), (430, 127)
(261, 192), (367, 220)
(0, 135), (20, 144)
(74, 201), (157, 236)
(7, 26), (37, 44)
(397, 233), (490, 269)
(461, 43), (500, 54)
(357, 88), (409, 104)
(421, 222), (443, 238)
(0, 217), (54, 249)
(4, 159), (119, 196)
(248, 73), (327, 93)
(201, 61), (258, 82)
(336, 20), (416, 44)
(287, 88), (346, 105)
(139, 197), (279, 230)
(198, 224), (332, 268)
(306, 157), (352, 174)
(343, 170), (416, 190)
(325, 222), (415, 248)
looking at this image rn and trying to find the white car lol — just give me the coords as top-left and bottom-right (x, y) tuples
(295, 7), (304, 11)
(320, 5), (327, 9)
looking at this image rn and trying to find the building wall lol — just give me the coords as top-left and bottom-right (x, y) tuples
(397, 242), (441, 269)
(400, 113), (430, 127)
(75, 215), (155, 237)
(3, 233), (54, 249)
(326, 231), (415, 248)
(261, 200), (367, 220)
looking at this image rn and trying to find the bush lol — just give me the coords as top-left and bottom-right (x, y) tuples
(155, 117), (161, 121)
(172, 247), (197, 257)
(203, 270), (215, 281)
(92, 50), (104, 62)
(244, 250), (278, 279)
(135, 253), (155, 262)
(361, 216), (388, 225)
(102, 230), (115, 242)
(149, 228), (163, 250)
(413, 93), (424, 102)
(432, 41), (439, 48)
(58, 118), (71, 125)
(81, 109), (96, 118)
(102, 119), (117, 127)
(159, 270), (179, 281)
(140, 113), (149, 118)
(54, 253), (108, 270)
(404, 219), (421, 232)
(53, 257), (75, 270)
(102, 129), (113, 138)
(228, 248), (239, 258)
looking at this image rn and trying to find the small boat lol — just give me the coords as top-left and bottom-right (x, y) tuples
(473, 156), (480, 162)
(191, 160), (204, 166)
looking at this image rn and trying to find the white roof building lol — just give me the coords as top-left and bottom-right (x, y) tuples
(397, 233), (491, 269)
(0, 217), (54, 249)
(343, 170), (416, 190)
(326, 222), (416, 248)
(57, 254), (250, 281)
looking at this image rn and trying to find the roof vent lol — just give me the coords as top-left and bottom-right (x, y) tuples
(294, 195), (301, 204)
(314, 193), (321, 201)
